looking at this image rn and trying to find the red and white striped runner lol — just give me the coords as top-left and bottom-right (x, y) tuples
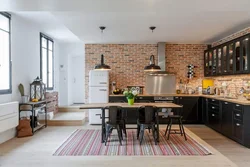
(53, 129), (212, 156)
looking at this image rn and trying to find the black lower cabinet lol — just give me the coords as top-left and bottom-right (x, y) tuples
(205, 99), (250, 148)
(175, 97), (199, 124)
(232, 119), (243, 143)
(221, 102), (233, 137)
(208, 110), (221, 131)
(202, 98), (208, 124)
(125, 109), (138, 124)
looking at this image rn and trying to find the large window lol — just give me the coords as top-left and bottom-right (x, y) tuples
(0, 12), (11, 94)
(40, 33), (54, 90)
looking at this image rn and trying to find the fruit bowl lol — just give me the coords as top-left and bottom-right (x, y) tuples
(113, 89), (121, 94)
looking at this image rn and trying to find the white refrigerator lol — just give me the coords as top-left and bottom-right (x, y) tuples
(89, 70), (109, 124)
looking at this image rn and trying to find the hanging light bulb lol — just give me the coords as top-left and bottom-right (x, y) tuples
(94, 26), (111, 70)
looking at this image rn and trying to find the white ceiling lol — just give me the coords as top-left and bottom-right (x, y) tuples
(12, 12), (81, 43)
(2, 0), (250, 44)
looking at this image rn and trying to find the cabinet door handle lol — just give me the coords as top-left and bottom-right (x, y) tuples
(236, 114), (240, 117)
(236, 104), (240, 107)
(99, 82), (107, 84)
(225, 102), (228, 104)
(212, 114), (215, 117)
(175, 97), (179, 99)
(236, 123), (240, 126)
(212, 106), (215, 109)
(212, 99), (215, 101)
(99, 89), (107, 91)
(180, 97), (182, 99)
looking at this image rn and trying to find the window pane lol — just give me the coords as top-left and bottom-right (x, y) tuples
(0, 31), (10, 90)
(48, 41), (53, 51)
(0, 14), (9, 32)
(42, 37), (47, 48)
(42, 48), (47, 86)
(48, 51), (53, 88)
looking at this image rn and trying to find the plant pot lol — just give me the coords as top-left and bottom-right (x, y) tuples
(21, 95), (29, 103)
(127, 98), (134, 105)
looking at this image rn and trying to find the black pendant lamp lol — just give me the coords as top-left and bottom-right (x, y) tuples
(144, 55), (161, 71)
(94, 54), (111, 70)
(94, 26), (111, 70)
(144, 26), (161, 71)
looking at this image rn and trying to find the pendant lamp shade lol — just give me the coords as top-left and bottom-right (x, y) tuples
(144, 55), (161, 71)
(94, 54), (111, 70)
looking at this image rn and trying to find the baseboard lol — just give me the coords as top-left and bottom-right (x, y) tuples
(0, 128), (16, 144)
(58, 107), (85, 112)
(40, 118), (86, 126)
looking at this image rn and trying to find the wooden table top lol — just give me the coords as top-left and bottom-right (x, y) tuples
(79, 102), (182, 109)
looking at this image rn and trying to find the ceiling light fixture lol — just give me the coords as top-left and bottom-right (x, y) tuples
(144, 26), (161, 72)
(149, 26), (156, 33)
(94, 26), (111, 70)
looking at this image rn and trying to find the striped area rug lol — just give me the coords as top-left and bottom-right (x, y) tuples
(53, 129), (212, 156)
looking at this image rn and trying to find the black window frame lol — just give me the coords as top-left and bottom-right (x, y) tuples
(40, 33), (54, 90)
(0, 12), (12, 95)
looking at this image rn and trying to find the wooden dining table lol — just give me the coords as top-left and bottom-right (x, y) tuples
(80, 102), (183, 143)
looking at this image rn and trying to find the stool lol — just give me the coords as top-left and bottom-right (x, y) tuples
(164, 106), (187, 140)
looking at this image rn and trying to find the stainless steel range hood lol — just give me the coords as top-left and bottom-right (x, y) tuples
(145, 42), (176, 94)
(157, 42), (166, 71)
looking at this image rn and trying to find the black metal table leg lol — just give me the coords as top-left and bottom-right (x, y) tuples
(31, 104), (34, 134)
(101, 108), (105, 143)
(45, 102), (47, 128)
(156, 108), (160, 142)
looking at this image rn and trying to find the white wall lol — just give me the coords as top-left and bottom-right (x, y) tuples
(58, 43), (85, 106)
(0, 13), (60, 144)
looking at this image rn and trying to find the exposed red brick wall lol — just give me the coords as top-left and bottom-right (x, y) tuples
(85, 44), (206, 101)
(85, 44), (157, 102)
(166, 44), (207, 87)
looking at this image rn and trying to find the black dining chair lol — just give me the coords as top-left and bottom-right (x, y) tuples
(137, 106), (158, 145)
(103, 106), (126, 146)
(164, 105), (187, 140)
(110, 100), (127, 138)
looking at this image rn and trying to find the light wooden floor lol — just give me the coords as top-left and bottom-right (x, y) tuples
(0, 124), (241, 167)
(186, 125), (250, 167)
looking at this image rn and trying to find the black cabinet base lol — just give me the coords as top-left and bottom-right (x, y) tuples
(206, 124), (250, 149)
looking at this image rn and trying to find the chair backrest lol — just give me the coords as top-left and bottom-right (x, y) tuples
(103, 106), (122, 124)
(138, 106), (157, 124)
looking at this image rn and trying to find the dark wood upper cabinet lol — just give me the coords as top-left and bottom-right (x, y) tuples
(217, 47), (222, 75)
(204, 34), (250, 76)
(242, 36), (250, 73)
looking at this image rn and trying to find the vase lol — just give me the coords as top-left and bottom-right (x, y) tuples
(127, 98), (134, 105)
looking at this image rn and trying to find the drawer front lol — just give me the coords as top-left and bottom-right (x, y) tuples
(234, 103), (242, 111)
(233, 110), (243, 121)
(233, 119), (244, 143)
(208, 98), (219, 105)
(208, 104), (219, 111)
(208, 110), (221, 130)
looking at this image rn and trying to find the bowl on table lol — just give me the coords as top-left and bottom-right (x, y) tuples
(113, 89), (122, 94)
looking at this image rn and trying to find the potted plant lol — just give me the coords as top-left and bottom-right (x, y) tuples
(18, 83), (29, 103)
(123, 90), (138, 105)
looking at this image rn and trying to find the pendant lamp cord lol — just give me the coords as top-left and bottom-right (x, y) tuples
(101, 54), (104, 65)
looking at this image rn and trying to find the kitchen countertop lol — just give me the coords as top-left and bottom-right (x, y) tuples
(109, 94), (250, 105)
